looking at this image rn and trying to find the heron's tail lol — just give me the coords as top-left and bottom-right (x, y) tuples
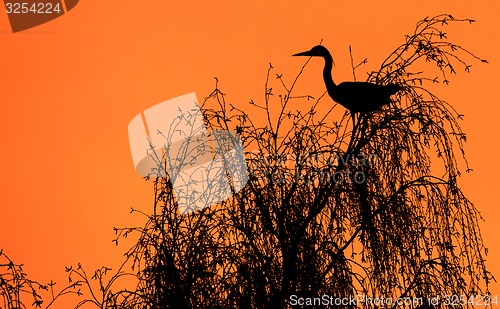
(384, 84), (401, 95)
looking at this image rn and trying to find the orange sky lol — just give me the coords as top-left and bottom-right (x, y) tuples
(0, 1), (498, 307)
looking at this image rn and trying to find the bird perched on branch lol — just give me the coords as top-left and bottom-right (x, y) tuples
(293, 45), (401, 115)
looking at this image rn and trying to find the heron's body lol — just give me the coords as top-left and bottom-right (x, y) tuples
(293, 45), (400, 114)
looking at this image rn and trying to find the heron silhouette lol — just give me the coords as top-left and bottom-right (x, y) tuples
(292, 45), (401, 121)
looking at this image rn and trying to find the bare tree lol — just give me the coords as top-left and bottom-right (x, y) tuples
(107, 14), (492, 309)
(3, 14), (492, 309)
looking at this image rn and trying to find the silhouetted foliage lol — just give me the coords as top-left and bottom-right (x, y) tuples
(0, 250), (45, 308)
(106, 14), (492, 309)
(0, 250), (82, 309)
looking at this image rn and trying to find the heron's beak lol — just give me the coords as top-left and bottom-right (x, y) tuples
(292, 51), (312, 57)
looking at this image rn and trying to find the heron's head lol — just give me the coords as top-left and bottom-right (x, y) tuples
(292, 45), (330, 58)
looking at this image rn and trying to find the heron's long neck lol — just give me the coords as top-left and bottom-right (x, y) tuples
(322, 54), (337, 94)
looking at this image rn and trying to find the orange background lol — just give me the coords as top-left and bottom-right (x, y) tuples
(0, 1), (498, 307)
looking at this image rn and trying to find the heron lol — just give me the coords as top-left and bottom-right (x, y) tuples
(292, 45), (401, 120)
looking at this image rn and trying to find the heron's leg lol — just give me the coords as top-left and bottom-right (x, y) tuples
(348, 112), (369, 156)
(351, 113), (363, 143)
(346, 112), (359, 156)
